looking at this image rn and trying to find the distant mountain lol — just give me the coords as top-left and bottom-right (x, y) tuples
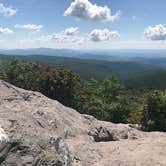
(129, 57), (166, 69)
(0, 48), (117, 61)
(0, 48), (83, 57)
(0, 54), (160, 80)
(0, 48), (166, 63)
(1, 49), (166, 81)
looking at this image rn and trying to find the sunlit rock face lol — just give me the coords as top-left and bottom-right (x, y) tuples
(0, 127), (9, 148)
(0, 126), (9, 163)
(0, 80), (166, 166)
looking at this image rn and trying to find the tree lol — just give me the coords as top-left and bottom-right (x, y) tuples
(2, 59), (80, 107)
(142, 91), (166, 131)
(100, 77), (123, 103)
(2, 59), (133, 124)
(37, 65), (81, 107)
(4, 59), (39, 90)
(75, 77), (131, 123)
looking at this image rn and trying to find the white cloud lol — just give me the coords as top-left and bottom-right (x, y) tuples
(51, 33), (68, 41)
(48, 27), (84, 45)
(64, 27), (79, 36)
(64, 0), (120, 22)
(51, 33), (85, 45)
(0, 3), (17, 16)
(89, 28), (119, 42)
(15, 24), (43, 32)
(0, 38), (166, 50)
(71, 37), (85, 45)
(0, 27), (13, 34)
(144, 24), (166, 41)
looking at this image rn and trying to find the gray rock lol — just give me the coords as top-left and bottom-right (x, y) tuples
(0, 80), (166, 166)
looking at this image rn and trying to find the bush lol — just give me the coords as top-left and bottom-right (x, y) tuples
(0, 59), (141, 125)
(75, 77), (132, 123)
(142, 91), (166, 131)
(2, 59), (80, 107)
(4, 59), (40, 90)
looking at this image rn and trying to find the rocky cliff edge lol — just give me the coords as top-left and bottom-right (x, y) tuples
(0, 80), (166, 166)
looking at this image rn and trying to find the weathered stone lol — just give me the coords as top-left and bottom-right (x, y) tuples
(0, 80), (166, 166)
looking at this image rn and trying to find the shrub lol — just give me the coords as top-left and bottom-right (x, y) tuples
(142, 91), (166, 131)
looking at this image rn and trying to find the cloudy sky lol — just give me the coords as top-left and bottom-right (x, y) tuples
(0, 0), (166, 49)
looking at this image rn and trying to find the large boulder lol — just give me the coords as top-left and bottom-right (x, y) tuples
(0, 80), (166, 166)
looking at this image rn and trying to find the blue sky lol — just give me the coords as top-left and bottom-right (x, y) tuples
(0, 0), (166, 49)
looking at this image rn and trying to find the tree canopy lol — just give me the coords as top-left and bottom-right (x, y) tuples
(1, 59), (166, 131)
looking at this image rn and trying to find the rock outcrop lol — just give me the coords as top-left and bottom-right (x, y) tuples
(0, 80), (166, 166)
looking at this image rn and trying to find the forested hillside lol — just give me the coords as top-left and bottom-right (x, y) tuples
(125, 70), (166, 89)
(0, 55), (159, 80)
(1, 58), (166, 132)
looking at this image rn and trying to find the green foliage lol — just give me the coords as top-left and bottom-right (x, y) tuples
(37, 65), (80, 106)
(74, 77), (132, 123)
(0, 55), (158, 81)
(142, 91), (166, 131)
(124, 70), (166, 90)
(2, 58), (166, 131)
(2, 59), (80, 107)
(0, 59), (144, 124)
(4, 59), (39, 90)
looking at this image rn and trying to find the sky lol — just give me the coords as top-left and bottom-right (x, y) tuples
(0, 0), (166, 49)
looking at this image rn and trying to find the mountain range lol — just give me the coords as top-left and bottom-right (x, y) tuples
(1, 48), (166, 88)
(1, 48), (166, 63)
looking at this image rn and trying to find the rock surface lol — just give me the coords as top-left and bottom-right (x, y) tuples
(0, 80), (166, 166)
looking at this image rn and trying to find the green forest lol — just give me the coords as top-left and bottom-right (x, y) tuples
(1, 58), (166, 132)
(0, 54), (159, 81)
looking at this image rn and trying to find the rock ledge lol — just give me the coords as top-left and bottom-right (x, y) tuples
(0, 80), (166, 166)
